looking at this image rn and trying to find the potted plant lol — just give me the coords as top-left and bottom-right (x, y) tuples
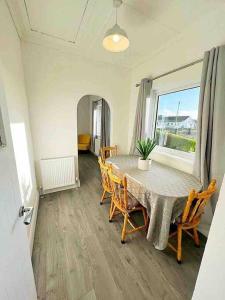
(136, 138), (156, 171)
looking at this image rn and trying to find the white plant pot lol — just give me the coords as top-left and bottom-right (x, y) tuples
(138, 158), (151, 171)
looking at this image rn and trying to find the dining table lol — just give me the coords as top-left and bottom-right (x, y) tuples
(106, 155), (202, 250)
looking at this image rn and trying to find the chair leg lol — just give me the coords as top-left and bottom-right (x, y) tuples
(100, 189), (106, 205)
(121, 214), (128, 244)
(109, 197), (113, 221)
(193, 228), (200, 247)
(142, 208), (148, 227)
(109, 202), (116, 222)
(177, 225), (182, 264)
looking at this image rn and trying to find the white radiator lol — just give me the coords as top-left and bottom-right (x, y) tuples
(40, 156), (76, 194)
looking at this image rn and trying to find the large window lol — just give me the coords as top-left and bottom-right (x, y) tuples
(155, 87), (200, 153)
(93, 100), (102, 139)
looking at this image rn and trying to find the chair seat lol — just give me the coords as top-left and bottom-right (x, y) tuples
(78, 134), (91, 144)
(127, 192), (140, 210)
(78, 143), (89, 151)
(114, 190), (140, 210)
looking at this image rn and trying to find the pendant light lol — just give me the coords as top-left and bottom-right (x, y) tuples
(103, 0), (129, 53)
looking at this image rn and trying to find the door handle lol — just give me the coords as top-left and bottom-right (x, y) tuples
(19, 206), (34, 225)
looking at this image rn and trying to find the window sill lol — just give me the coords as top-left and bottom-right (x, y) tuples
(154, 146), (194, 162)
(150, 146), (194, 174)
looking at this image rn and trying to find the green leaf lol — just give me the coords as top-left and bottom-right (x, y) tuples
(136, 138), (156, 160)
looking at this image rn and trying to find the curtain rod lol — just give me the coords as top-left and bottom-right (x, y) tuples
(135, 58), (203, 87)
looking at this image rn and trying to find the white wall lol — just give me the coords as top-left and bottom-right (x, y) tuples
(192, 175), (225, 300)
(0, 1), (38, 252)
(77, 94), (102, 137)
(77, 95), (91, 135)
(22, 42), (131, 186)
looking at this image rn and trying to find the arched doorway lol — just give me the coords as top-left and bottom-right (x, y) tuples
(77, 94), (111, 156)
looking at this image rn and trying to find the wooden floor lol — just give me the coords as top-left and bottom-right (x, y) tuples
(32, 153), (206, 300)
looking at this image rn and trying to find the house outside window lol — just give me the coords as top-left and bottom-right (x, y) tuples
(155, 87), (200, 154)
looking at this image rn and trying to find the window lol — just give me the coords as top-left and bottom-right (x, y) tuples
(155, 86), (200, 153)
(93, 100), (102, 139)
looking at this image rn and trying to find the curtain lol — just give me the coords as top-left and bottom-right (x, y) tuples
(101, 99), (110, 148)
(130, 78), (152, 154)
(194, 45), (225, 212)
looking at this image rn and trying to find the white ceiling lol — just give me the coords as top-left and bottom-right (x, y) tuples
(7, 0), (225, 69)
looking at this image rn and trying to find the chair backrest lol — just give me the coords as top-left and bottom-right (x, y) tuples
(100, 145), (117, 161)
(98, 157), (112, 193)
(108, 169), (128, 211)
(182, 179), (217, 225)
(78, 134), (91, 144)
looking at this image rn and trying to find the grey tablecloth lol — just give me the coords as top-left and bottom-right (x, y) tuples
(106, 155), (202, 250)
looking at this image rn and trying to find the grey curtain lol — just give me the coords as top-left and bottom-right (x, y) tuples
(130, 78), (152, 154)
(101, 99), (110, 147)
(194, 45), (225, 211)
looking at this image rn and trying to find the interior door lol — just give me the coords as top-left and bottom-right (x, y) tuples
(0, 82), (37, 299)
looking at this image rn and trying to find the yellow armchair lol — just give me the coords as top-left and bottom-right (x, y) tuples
(78, 134), (91, 151)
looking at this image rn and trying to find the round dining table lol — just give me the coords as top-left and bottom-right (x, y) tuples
(106, 155), (202, 250)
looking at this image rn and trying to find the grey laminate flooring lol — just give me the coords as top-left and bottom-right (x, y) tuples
(32, 153), (205, 300)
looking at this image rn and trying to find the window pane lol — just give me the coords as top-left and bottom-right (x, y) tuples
(145, 97), (150, 137)
(93, 101), (102, 138)
(96, 103), (101, 137)
(93, 110), (97, 136)
(155, 87), (200, 153)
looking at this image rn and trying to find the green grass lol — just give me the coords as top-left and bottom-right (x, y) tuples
(155, 130), (196, 152)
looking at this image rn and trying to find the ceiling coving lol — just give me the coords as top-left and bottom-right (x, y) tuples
(6, 0), (225, 69)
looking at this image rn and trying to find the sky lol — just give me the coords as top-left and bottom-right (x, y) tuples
(158, 86), (200, 120)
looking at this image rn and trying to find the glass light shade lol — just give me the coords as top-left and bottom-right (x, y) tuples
(103, 24), (129, 52)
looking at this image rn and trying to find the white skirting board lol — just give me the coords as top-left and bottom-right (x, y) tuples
(40, 156), (77, 194)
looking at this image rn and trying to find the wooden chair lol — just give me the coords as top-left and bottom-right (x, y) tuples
(100, 145), (117, 161)
(98, 157), (113, 205)
(168, 179), (217, 263)
(108, 169), (148, 243)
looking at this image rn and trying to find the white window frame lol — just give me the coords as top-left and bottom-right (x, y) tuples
(153, 83), (200, 163)
(93, 100), (102, 140)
